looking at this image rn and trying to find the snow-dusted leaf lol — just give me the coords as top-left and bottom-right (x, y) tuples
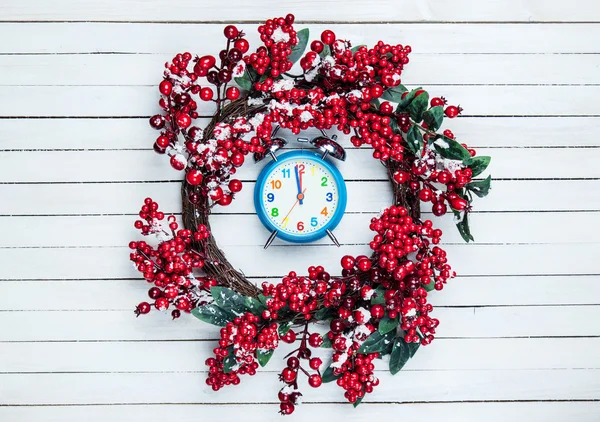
(289, 28), (309, 64)
(466, 175), (492, 197)
(357, 331), (395, 354)
(378, 314), (399, 335)
(257, 349), (274, 367)
(191, 304), (235, 327)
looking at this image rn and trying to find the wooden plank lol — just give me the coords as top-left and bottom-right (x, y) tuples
(0, 147), (597, 182)
(1, 338), (598, 373)
(1, 0), (599, 22)
(2, 117), (600, 150)
(3, 53), (599, 86)
(2, 85), (600, 117)
(1, 212), (598, 247)
(0, 305), (598, 341)
(1, 402), (598, 422)
(0, 243), (597, 280)
(2, 23), (600, 54)
(2, 276), (597, 310)
(1, 180), (598, 216)
(1, 369), (599, 404)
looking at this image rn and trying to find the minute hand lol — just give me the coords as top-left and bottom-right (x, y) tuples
(294, 165), (304, 205)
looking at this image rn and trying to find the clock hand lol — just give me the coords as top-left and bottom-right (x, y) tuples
(294, 165), (304, 205)
(282, 188), (307, 223)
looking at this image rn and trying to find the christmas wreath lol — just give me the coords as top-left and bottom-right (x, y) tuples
(129, 14), (492, 415)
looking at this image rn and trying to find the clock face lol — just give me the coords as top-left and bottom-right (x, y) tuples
(254, 151), (347, 243)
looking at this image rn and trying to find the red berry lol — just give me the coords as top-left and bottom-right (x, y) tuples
(136, 302), (151, 315)
(281, 368), (297, 383)
(170, 155), (186, 171)
(432, 202), (447, 216)
(155, 297), (169, 311)
(393, 171), (410, 184)
(308, 374), (322, 388)
(185, 169), (203, 186)
(370, 84), (384, 99)
(309, 357), (322, 370)
(149, 114), (165, 130)
(228, 179), (242, 193)
(356, 257), (372, 272)
(279, 402), (295, 415)
(224, 25), (239, 39)
(379, 101), (393, 115)
(200, 87), (214, 101)
(371, 304), (385, 319)
(308, 333), (324, 347)
(176, 113), (191, 129)
(419, 188), (433, 202)
(226, 86), (240, 100)
(218, 194), (233, 206)
(197, 55), (216, 70)
(449, 197), (468, 211)
(430, 97), (445, 107)
(340, 255), (355, 270)
(234, 38), (249, 53)
(310, 40), (324, 53)
(445, 105), (461, 118)
(155, 135), (170, 150)
(320, 30), (336, 45)
(159, 80), (172, 96)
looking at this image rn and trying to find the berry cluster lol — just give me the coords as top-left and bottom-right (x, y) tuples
(249, 14), (298, 78)
(129, 199), (214, 319)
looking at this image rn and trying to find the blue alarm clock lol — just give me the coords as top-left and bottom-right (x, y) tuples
(253, 135), (347, 247)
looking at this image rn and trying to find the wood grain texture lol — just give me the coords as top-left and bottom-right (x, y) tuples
(1, 2), (599, 420)
(2, 0), (599, 22)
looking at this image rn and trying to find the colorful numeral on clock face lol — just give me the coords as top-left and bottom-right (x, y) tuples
(254, 151), (347, 243)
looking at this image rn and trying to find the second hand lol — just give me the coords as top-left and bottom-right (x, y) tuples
(282, 188), (307, 223)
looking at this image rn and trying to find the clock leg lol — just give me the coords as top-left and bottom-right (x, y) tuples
(326, 229), (341, 247)
(264, 229), (279, 249)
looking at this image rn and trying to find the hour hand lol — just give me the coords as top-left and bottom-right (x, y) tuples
(294, 165), (304, 205)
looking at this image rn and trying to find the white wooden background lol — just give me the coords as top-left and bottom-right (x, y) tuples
(1, 1), (599, 421)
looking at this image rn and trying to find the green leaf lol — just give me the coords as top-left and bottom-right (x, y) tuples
(407, 92), (429, 121)
(234, 76), (252, 91)
(320, 335), (332, 348)
(223, 347), (237, 373)
(211, 286), (255, 316)
(378, 315), (399, 335)
(350, 44), (366, 53)
(468, 156), (491, 177)
(466, 175), (492, 198)
(289, 28), (309, 64)
(381, 84), (408, 103)
(396, 87), (422, 110)
(357, 331), (395, 354)
(353, 396), (363, 408)
(423, 281), (435, 292)
(257, 294), (270, 305)
(371, 98), (381, 109)
(433, 137), (472, 163)
(245, 296), (266, 314)
(422, 106), (444, 132)
(257, 349), (274, 367)
(370, 287), (386, 305)
(191, 304), (235, 327)
(405, 125), (423, 155)
(314, 306), (333, 321)
(278, 321), (293, 336)
(322, 365), (341, 383)
(454, 210), (474, 243)
(389, 337), (411, 375)
(319, 44), (331, 58)
(408, 341), (420, 358)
